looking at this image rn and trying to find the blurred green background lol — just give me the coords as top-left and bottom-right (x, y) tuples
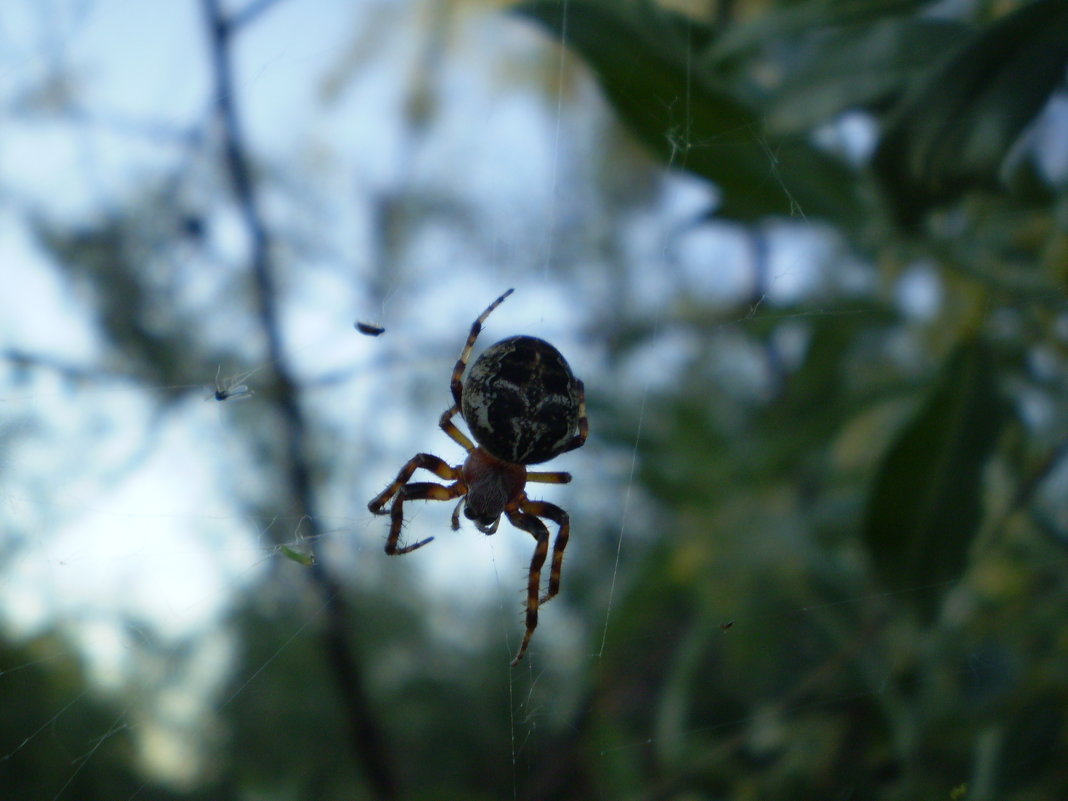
(2, 0), (1068, 799)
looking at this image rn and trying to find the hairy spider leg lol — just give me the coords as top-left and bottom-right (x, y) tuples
(506, 506), (552, 666)
(439, 404), (476, 451)
(526, 471), (572, 484)
(368, 453), (460, 513)
(450, 288), (515, 406)
(386, 482), (465, 555)
(367, 453), (463, 554)
(520, 498), (570, 604)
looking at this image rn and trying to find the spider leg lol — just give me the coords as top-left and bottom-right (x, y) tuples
(526, 471), (572, 485)
(368, 453), (461, 515)
(520, 499), (570, 604)
(385, 481), (466, 555)
(558, 378), (589, 455)
(450, 288), (515, 406)
(505, 507), (551, 666)
(439, 405), (475, 451)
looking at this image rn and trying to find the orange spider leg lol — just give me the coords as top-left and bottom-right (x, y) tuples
(520, 499), (570, 604)
(368, 453), (460, 514)
(523, 473), (572, 604)
(450, 288), (514, 406)
(439, 404), (475, 451)
(385, 481), (466, 555)
(368, 454), (465, 554)
(506, 507), (551, 666)
(526, 471), (571, 485)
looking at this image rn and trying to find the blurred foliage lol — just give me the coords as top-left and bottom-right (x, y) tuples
(516, 0), (1068, 799)
(0, 635), (153, 800)
(4, 0), (1068, 800)
(873, 0), (1068, 223)
(516, 0), (868, 226)
(863, 338), (1013, 620)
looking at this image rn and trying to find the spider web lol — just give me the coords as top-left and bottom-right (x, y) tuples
(497, 5), (872, 793)
(1, 1), (1066, 800)
(0, 3), (911, 796)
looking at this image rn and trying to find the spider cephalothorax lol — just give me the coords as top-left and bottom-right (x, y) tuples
(368, 289), (588, 665)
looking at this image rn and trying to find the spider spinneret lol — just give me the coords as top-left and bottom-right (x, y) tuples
(368, 288), (588, 665)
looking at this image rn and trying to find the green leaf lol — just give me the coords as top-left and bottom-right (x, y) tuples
(862, 339), (1012, 619)
(706, 0), (941, 64)
(767, 18), (967, 133)
(514, 0), (866, 227)
(873, 0), (1068, 225)
(280, 544), (316, 566)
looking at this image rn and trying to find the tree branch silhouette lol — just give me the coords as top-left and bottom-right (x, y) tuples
(201, 1), (399, 797)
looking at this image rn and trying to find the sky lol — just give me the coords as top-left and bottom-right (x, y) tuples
(0, 0), (593, 786)
(0, 0), (913, 787)
(0, 0), (671, 781)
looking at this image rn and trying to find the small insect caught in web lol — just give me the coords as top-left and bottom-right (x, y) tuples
(210, 365), (255, 402)
(279, 544), (316, 567)
(355, 321), (385, 337)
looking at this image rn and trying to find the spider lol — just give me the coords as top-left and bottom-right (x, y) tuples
(368, 288), (588, 665)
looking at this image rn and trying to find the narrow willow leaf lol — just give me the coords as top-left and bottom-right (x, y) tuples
(863, 339), (1012, 619)
(768, 18), (967, 133)
(707, 0), (940, 62)
(514, 0), (865, 227)
(873, 0), (1068, 224)
(280, 545), (316, 567)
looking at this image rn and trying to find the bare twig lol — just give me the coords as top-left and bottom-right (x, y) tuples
(201, 2), (399, 797)
(231, 0), (288, 30)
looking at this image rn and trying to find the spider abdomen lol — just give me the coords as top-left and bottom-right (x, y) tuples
(462, 335), (582, 465)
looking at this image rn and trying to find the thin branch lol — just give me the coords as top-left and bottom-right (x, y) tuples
(231, 0), (288, 30)
(1011, 435), (1068, 513)
(201, 2), (399, 798)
